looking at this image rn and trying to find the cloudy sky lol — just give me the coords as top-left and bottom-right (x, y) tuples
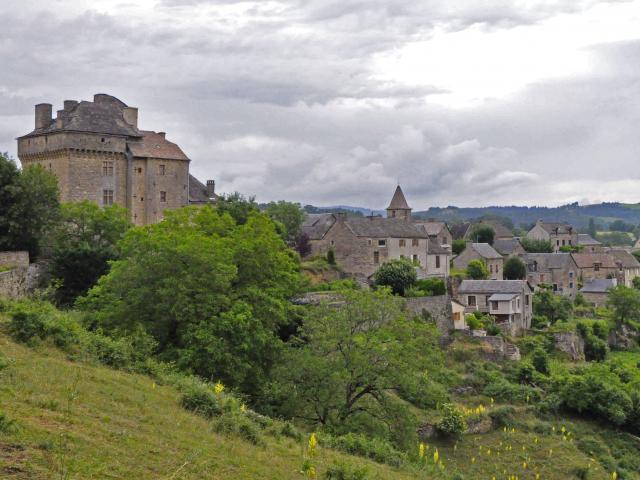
(2, 0), (640, 210)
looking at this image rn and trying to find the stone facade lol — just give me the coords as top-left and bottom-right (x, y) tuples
(404, 295), (454, 333)
(453, 243), (503, 279)
(572, 251), (640, 288)
(526, 220), (577, 253)
(522, 253), (579, 297)
(18, 94), (212, 226)
(0, 251), (29, 269)
(553, 332), (585, 361)
(0, 251), (32, 299)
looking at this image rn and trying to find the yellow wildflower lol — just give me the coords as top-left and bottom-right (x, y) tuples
(306, 466), (316, 478)
(523, 461), (527, 469)
(240, 403), (246, 413)
(419, 442), (425, 459)
(561, 426), (566, 433)
(434, 449), (439, 464)
(214, 381), (224, 394)
(152, 382), (156, 390)
(612, 473), (618, 480)
(308, 433), (318, 457)
(471, 457), (476, 464)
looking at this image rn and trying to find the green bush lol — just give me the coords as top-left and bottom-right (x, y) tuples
(373, 259), (417, 295)
(483, 379), (538, 404)
(397, 373), (449, 409)
(279, 421), (302, 440)
(532, 348), (551, 375)
(0, 412), (17, 434)
(180, 384), (222, 418)
(531, 314), (549, 329)
(584, 335), (609, 362)
(212, 410), (263, 445)
(325, 462), (368, 480)
(488, 406), (516, 427)
(437, 403), (467, 437)
(415, 278), (446, 296)
(466, 314), (483, 331)
(466, 259), (489, 280)
(576, 436), (607, 457)
(322, 433), (406, 467)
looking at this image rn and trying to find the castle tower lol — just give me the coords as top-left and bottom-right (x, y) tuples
(386, 185), (412, 220)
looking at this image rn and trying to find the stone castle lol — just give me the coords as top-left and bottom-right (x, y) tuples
(17, 94), (214, 225)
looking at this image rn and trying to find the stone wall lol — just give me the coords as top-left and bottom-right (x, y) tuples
(404, 295), (453, 333)
(0, 251), (29, 269)
(0, 269), (28, 299)
(553, 332), (585, 360)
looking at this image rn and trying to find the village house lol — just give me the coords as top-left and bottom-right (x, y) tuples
(526, 220), (577, 253)
(522, 253), (579, 297)
(571, 250), (640, 288)
(17, 94), (215, 225)
(453, 243), (504, 279)
(577, 233), (603, 253)
(451, 219), (514, 241)
(412, 219), (453, 249)
(493, 238), (526, 258)
(302, 186), (451, 281)
(580, 278), (617, 307)
(456, 280), (533, 334)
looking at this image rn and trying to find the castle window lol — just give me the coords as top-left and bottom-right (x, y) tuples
(159, 164), (166, 175)
(160, 191), (167, 202)
(103, 189), (114, 206)
(103, 161), (113, 176)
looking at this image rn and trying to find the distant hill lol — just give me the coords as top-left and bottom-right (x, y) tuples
(306, 202), (640, 230)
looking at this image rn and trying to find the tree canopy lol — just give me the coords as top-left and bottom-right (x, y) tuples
(520, 238), (554, 253)
(50, 201), (131, 305)
(265, 200), (305, 243)
(0, 153), (59, 257)
(373, 259), (417, 295)
(78, 206), (302, 395)
(466, 259), (489, 280)
(503, 257), (527, 280)
(469, 225), (495, 245)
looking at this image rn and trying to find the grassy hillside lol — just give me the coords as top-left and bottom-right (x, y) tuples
(1, 325), (637, 479)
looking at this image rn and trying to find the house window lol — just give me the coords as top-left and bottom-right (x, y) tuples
(562, 240), (566, 246)
(525, 295), (530, 306)
(435, 255), (440, 268)
(102, 161), (113, 176)
(517, 298), (521, 309)
(412, 238), (419, 247)
(160, 191), (167, 202)
(373, 251), (380, 264)
(453, 312), (461, 321)
(491, 301), (499, 310)
(102, 189), (113, 206)
(594, 263), (600, 271)
(540, 274), (545, 282)
(468, 295), (476, 307)
(390, 211), (396, 217)
(412, 254), (419, 264)
(399, 239), (406, 247)
(489, 264), (493, 273)
(159, 164), (166, 175)
(330, 240), (335, 246)
(137, 168), (142, 174)
(368, 239), (372, 246)
(556, 240), (560, 246)
(569, 282), (574, 289)
(553, 284), (558, 291)
(569, 271), (574, 278)
(378, 239), (386, 247)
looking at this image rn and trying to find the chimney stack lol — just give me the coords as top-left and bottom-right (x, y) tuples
(157, 132), (166, 139)
(206, 180), (215, 198)
(35, 103), (52, 130)
(64, 100), (78, 111)
(123, 107), (138, 128)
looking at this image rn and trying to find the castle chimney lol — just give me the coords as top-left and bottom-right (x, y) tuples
(35, 103), (52, 130)
(64, 100), (78, 111)
(157, 132), (166, 139)
(206, 180), (215, 198)
(123, 107), (138, 128)
(56, 109), (65, 128)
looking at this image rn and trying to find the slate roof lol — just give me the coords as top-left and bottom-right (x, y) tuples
(302, 213), (336, 240)
(128, 131), (189, 161)
(537, 221), (573, 234)
(571, 253), (619, 269)
(344, 217), (427, 239)
(414, 220), (448, 237)
(610, 249), (640, 269)
(470, 243), (502, 259)
(458, 280), (529, 294)
(580, 278), (617, 293)
(577, 233), (601, 246)
(450, 222), (470, 240)
(452, 220), (513, 240)
(489, 293), (519, 301)
(493, 238), (524, 256)
(188, 175), (216, 204)
(20, 94), (141, 138)
(522, 253), (576, 271)
(387, 185), (410, 210)
(428, 242), (451, 255)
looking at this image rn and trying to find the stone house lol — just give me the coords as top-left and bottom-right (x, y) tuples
(413, 220), (453, 249)
(572, 251), (640, 288)
(451, 220), (514, 241)
(577, 233), (603, 253)
(17, 94), (215, 226)
(453, 243), (503, 279)
(522, 253), (579, 297)
(456, 280), (533, 333)
(580, 278), (617, 307)
(493, 238), (526, 258)
(302, 186), (451, 281)
(526, 220), (577, 253)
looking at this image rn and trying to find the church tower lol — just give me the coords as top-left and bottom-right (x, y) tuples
(386, 185), (412, 220)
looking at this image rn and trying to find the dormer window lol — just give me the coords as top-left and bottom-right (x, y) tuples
(378, 239), (386, 247)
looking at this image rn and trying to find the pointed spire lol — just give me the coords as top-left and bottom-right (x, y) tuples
(387, 185), (410, 210)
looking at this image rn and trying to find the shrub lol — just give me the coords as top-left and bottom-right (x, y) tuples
(532, 348), (551, 375)
(180, 383), (222, 418)
(591, 320), (610, 340)
(531, 314), (549, 329)
(503, 257), (526, 280)
(466, 314), (483, 331)
(466, 260), (489, 280)
(437, 403), (467, 437)
(280, 421), (302, 440)
(322, 433), (406, 467)
(483, 379), (538, 404)
(584, 335), (609, 362)
(325, 462), (368, 480)
(415, 278), (446, 296)
(397, 373), (449, 409)
(212, 410), (263, 445)
(485, 323), (501, 336)
(571, 466), (590, 479)
(488, 406), (516, 427)
(452, 239), (467, 255)
(373, 259), (417, 295)
(576, 436), (607, 457)
(0, 412), (17, 433)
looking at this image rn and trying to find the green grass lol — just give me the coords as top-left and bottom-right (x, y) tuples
(0, 265), (15, 273)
